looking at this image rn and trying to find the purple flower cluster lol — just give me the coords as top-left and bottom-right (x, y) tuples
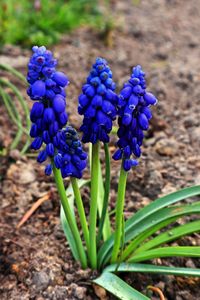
(27, 46), (87, 178)
(40, 126), (87, 178)
(78, 57), (118, 144)
(56, 126), (87, 178)
(28, 46), (69, 153)
(113, 65), (157, 171)
(27, 46), (157, 176)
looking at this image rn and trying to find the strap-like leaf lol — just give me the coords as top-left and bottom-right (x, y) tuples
(0, 63), (27, 83)
(105, 262), (200, 277)
(93, 272), (150, 300)
(60, 205), (79, 260)
(0, 78), (30, 131)
(120, 217), (177, 261)
(135, 219), (200, 253)
(60, 179), (90, 260)
(97, 143), (111, 245)
(100, 202), (200, 266)
(98, 186), (200, 267)
(128, 246), (200, 263)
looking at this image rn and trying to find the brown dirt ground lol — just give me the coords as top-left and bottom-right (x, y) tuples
(0, 0), (200, 299)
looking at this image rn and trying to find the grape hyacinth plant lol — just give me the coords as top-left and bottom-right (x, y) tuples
(26, 46), (200, 299)
(78, 57), (118, 268)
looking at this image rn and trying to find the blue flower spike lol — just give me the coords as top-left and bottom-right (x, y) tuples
(78, 57), (118, 144)
(113, 65), (158, 171)
(27, 46), (87, 178)
(27, 46), (69, 147)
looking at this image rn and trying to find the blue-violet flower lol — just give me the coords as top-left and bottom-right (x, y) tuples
(113, 65), (158, 171)
(78, 57), (118, 144)
(56, 126), (87, 179)
(27, 46), (69, 153)
(27, 46), (87, 178)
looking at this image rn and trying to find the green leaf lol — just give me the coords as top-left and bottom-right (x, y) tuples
(128, 246), (200, 263)
(0, 86), (29, 135)
(0, 78), (31, 154)
(0, 78), (30, 131)
(0, 88), (23, 148)
(121, 217), (177, 260)
(60, 179), (90, 261)
(98, 153), (112, 240)
(0, 63), (27, 83)
(135, 219), (200, 253)
(125, 186), (200, 241)
(93, 272), (150, 300)
(60, 205), (79, 260)
(100, 202), (200, 262)
(100, 202), (200, 266)
(105, 262), (200, 277)
(98, 185), (200, 267)
(97, 143), (111, 245)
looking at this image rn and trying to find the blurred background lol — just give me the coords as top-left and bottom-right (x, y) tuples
(0, 0), (113, 47)
(1, 1), (200, 299)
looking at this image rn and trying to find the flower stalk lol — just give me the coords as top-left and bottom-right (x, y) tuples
(89, 141), (100, 269)
(53, 165), (87, 269)
(111, 159), (127, 263)
(71, 177), (90, 253)
(97, 143), (111, 245)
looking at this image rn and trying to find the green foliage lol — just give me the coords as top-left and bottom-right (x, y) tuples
(96, 263), (200, 299)
(93, 186), (200, 298)
(61, 179), (90, 261)
(0, 0), (100, 47)
(97, 185), (200, 268)
(0, 64), (30, 154)
(94, 271), (149, 300)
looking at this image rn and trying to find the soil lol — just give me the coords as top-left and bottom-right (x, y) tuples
(0, 0), (200, 299)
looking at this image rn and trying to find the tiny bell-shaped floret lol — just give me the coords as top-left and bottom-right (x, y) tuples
(53, 94), (66, 113)
(52, 71), (69, 87)
(45, 164), (53, 176)
(31, 80), (46, 98)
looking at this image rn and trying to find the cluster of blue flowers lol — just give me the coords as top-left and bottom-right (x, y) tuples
(78, 57), (118, 144)
(27, 46), (87, 178)
(28, 46), (68, 149)
(56, 126), (87, 179)
(27, 46), (157, 176)
(113, 65), (157, 171)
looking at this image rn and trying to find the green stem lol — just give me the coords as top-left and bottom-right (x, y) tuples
(71, 177), (90, 253)
(89, 142), (100, 269)
(53, 165), (87, 269)
(111, 160), (127, 263)
(97, 143), (111, 245)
